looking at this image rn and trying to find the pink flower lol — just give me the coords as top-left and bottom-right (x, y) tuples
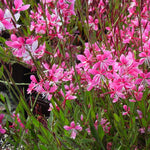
(88, 67), (106, 88)
(109, 82), (125, 103)
(48, 103), (60, 111)
(135, 72), (150, 86)
(107, 142), (112, 150)
(5, 34), (25, 57)
(13, 0), (30, 12)
(64, 121), (82, 139)
(80, 114), (83, 121)
(0, 9), (20, 31)
(10, 114), (28, 133)
(134, 85), (144, 101)
(0, 124), (6, 134)
(139, 50), (150, 67)
(93, 51), (113, 71)
(119, 52), (141, 77)
(87, 15), (99, 31)
(57, 0), (75, 23)
(42, 81), (58, 100)
(0, 8), (12, 30)
(122, 105), (130, 115)
(61, 90), (77, 107)
(77, 49), (93, 71)
(136, 110), (143, 119)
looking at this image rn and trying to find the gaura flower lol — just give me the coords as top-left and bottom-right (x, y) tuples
(64, 121), (82, 139)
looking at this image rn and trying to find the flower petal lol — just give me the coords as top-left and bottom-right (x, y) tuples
(19, 5), (30, 11)
(64, 125), (72, 130)
(71, 129), (77, 139)
(14, 0), (23, 9)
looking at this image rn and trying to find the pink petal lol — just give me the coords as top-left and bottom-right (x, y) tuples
(70, 121), (75, 128)
(87, 83), (93, 91)
(80, 114), (83, 121)
(75, 125), (82, 131)
(146, 72), (150, 78)
(88, 69), (99, 75)
(12, 41), (22, 48)
(43, 63), (50, 70)
(18, 37), (24, 43)
(93, 62), (100, 70)
(14, 0), (23, 9)
(77, 55), (86, 62)
(0, 128), (6, 134)
(26, 39), (34, 44)
(113, 98), (118, 103)
(139, 58), (145, 65)
(139, 52), (146, 57)
(0, 125), (6, 134)
(122, 112), (128, 115)
(123, 105), (128, 111)
(2, 20), (13, 29)
(120, 54), (127, 64)
(0, 8), (4, 20)
(27, 82), (35, 94)
(64, 125), (72, 130)
(93, 74), (101, 84)
(84, 49), (90, 58)
(146, 79), (150, 85)
(30, 75), (37, 83)
(135, 78), (142, 84)
(71, 129), (77, 139)
(50, 85), (57, 93)
(18, 5), (30, 11)
(11, 34), (17, 41)
(138, 85), (144, 92)
(47, 94), (52, 101)
(67, 95), (76, 100)
(129, 99), (136, 102)
(5, 41), (13, 47)
(48, 103), (53, 111)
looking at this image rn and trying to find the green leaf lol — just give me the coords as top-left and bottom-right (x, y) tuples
(48, 111), (53, 128)
(0, 93), (5, 102)
(139, 88), (149, 118)
(89, 117), (105, 150)
(63, 136), (81, 149)
(0, 46), (5, 53)
(0, 37), (6, 46)
(20, 96), (32, 116)
(141, 118), (147, 127)
(60, 110), (65, 122)
(74, 105), (80, 122)
(114, 113), (120, 122)
(46, 41), (52, 52)
(31, 116), (40, 128)
(114, 0), (119, 10)
(98, 125), (104, 140)
(39, 145), (49, 150)
(61, 83), (66, 95)
(146, 138), (150, 148)
(38, 134), (49, 144)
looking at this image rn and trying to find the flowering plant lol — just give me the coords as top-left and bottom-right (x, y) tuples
(0, 0), (150, 149)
